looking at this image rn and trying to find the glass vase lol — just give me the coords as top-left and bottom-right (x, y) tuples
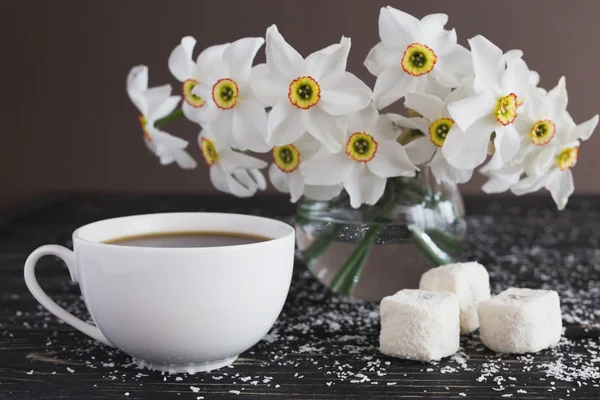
(295, 166), (466, 302)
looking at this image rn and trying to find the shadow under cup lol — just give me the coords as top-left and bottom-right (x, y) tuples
(28, 213), (296, 373)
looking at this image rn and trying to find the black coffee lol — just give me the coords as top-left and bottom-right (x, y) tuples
(104, 231), (270, 248)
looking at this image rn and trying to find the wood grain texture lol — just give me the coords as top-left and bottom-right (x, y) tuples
(0, 194), (598, 399)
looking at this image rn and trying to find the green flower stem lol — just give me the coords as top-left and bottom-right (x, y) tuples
(301, 224), (343, 262)
(154, 109), (184, 129)
(424, 228), (464, 254)
(328, 180), (400, 296)
(329, 226), (380, 295)
(407, 225), (456, 265)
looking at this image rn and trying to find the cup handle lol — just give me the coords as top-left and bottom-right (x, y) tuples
(23, 245), (113, 347)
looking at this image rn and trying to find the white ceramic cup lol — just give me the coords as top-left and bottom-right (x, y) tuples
(24, 212), (295, 373)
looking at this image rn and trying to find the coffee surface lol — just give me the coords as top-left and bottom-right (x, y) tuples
(104, 231), (270, 248)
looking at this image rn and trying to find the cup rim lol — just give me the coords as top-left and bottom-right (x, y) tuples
(72, 212), (295, 251)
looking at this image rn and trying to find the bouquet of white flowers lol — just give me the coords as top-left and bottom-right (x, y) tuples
(127, 6), (598, 211)
(126, 6), (598, 298)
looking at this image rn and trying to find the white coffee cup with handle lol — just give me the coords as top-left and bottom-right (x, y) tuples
(24, 212), (295, 373)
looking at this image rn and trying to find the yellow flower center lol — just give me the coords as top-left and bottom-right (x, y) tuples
(138, 115), (152, 142)
(495, 93), (519, 125)
(556, 146), (579, 171)
(212, 78), (239, 110)
(288, 76), (321, 109)
(401, 43), (437, 76)
(428, 118), (454, 147)
(200, 137), (218, 166)
(183, 79), (205, 108)
(346, 132), (378, 162)
(529, 119), (556, 146)
(273, 144), (300, 173)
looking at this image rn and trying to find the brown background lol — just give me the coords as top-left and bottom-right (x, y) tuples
(1, 0), (599, 210)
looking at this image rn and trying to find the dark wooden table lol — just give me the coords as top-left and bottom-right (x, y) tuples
(1, 194), (599, 399)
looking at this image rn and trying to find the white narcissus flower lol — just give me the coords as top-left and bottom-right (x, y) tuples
(510, 114), (599, 210)
(364, 7), (472, 109)
(516, 77), (567, 147)
(126, 66), (196, 169)
(390, 92), (473, 184)
(301, 104), (417, 208)
(168, 36), (228, 124)
(444, 35), (531, 171)
(190, 37), (270, 153)
(198, 129), (268, 198)
(252, 25), (372, 152)
(268, 135), (343, 203)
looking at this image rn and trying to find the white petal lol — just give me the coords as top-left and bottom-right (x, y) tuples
(447, 92), (496, 131)
(127, 65), (148, 114)
(372, 113), (405, 140)
(343, 164), (386, 208)
(468, 35), (503, 92)
(173, 149), (197, 169)
(482, 176), (513, 194)
(210, 166), (255, 198)
(364, 42), (401, 77)
(267, 101), (308, 146)
(379, 6), (419, 48)
(195, 101), (222, 126)
(501, 49), (523, 65)
(232, 100), (270, 152)
(367, 140), (417, 178)
(405, 92), (445, 121)
(502, 57), (530, 98)
(307, 107), (345, 152)
(569, 114), (599, 142)
(148, 127), (188, 149)
(319, 72), (372, 116)
(141, 85), (172, 119)
(181, 102), (200, 124)
(343, 103), (379, 133)
(420, 13), (448, 30)
(223, 37), (264, 81)
(529, 70), (541, 87)
(251, 63), (269, 80)
(219, 149), (267, 170)
(404, 137), (437, 165)
(155, 145), (176, 165)
(209, 112), (235, 147)
(269, 164), (290, 193)
(301, 150), (351, 185)
(305, 37), (350, 83)
(303, 184), (344, 201)
(545, 76), (568, 118)
(152, 95), (181, 121)
(294, 134), (321, 159)
(265, 25), (305, 80)
(168, 36), (196, 82)
(511, 174), (548, 196)
(373, 67), (415, 109)
(442, 117), (496, 169)
(196, 44), (229, 79)
(250, 169), (267, 190)
(232, 169), (266, 192)
(414, 74), (452, 99)
(433, 45), (473, 88)
(494, 123), (521, 166)
(430, 150), (473, 184)
(547, 169), (574, 210)
(288, 172), (305, 203)
(252, 76), (287, 107)
(387, 114), (429, 133)
(524, 145), (556, 177)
